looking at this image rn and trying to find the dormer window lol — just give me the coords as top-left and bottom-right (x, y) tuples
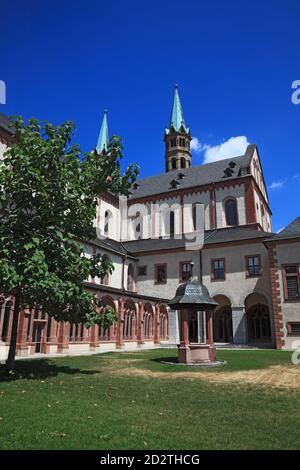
(170, 179), (180, 189)
(225, 198), (238, 226)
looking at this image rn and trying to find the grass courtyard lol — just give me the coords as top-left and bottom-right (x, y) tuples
(0, 348), (299, 450)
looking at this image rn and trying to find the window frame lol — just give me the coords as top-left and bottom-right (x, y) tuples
(245, 254), (262, 278)
(211, 258), (226, 281)
(282, 263), (300, 301)
(224, 197), (238, 227)
(155, 263), (167, 285)
(138, 265), (147, 276)
(179, 261), (192, 282)
(286, 321), (300, 336)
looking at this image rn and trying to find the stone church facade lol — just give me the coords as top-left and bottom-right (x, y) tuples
(0, 86), (299, 359)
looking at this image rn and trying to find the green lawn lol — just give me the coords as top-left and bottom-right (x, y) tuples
(0, 349), (299, 450)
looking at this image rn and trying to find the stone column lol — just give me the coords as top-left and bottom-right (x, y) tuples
(137, 302), (144, 346)
(57, 321), (69, 353)
(206, 311), (214, 344)
(154, 305), (160, 345)
(90, 325), (99, 350)
(16, 307), (30, 356)
(178, 308), (190, 363)
(116, 297), (124, 349)
(232, 306), (247, 344)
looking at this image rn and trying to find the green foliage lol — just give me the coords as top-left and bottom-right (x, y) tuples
(85, 304), (118, 330)
(0, 117), (139, 325)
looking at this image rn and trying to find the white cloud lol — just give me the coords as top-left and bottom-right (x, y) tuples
(268, 180), (286, 190)
(190, 137), (210, 154)
(203, 136), (250, 164)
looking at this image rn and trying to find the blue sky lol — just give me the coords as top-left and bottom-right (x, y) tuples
(1, 0), (300, 232)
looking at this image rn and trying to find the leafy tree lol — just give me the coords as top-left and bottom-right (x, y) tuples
(0, 117), (138, 370)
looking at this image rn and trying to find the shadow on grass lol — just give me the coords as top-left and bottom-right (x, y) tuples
(151, 356), (178, 364)
(0, 359), (100, 382)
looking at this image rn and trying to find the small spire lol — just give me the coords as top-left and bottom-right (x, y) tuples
(96, 110), (109, 154)
(169, 84), (187, 132)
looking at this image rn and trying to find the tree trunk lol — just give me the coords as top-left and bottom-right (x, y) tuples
(5, 291), (21, 371)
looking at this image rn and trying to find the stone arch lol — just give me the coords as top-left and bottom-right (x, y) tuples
(245, 293), (271, 343)
(143, 303), (154, 339)
(159, 304), (169, 340)
(171, 158), (177, 170)
(99, 295), (116, 341)
(213, 295), (233, 343)
(123, 299), (137, 340)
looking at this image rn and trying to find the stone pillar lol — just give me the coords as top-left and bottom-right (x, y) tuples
(16, 307), (30, 356)
(137, 302), (144, 346)
(90, 325), (99, 350)
(154, 305), (160, 345)
(206, 311), (214, 344)
(232, 307), (247, 344)
(178, 308), (190, 363)
(116, 297), (124, 349)
(57, 321), (69, 353)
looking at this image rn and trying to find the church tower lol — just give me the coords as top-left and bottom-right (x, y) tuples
(96, 110), (109, 155)
(164, 85), (192, 172)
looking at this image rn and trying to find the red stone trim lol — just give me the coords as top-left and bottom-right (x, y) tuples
(244, 179), (257, 224)
(267, 246), (285, 349)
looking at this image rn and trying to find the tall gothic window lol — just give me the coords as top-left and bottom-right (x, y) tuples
(104, 210), (112, 236)
(225, 198), (238, 226)
(180, 157), (186, 169)
(171, 158), (176, 170)
(101, 254), (111, 286)
(127, 264), (135, 291)
(169, 211), (175, 236)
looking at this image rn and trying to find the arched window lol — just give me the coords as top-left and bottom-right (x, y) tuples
(171, 158), (176, 170)
(159, 306), (168, 339)
(104, 210), (112, 236)
(170, 211), (175, 236)
(247, 304), (271, 342)
(225, 198), (238, 226)
(180, 157), (186, 169)
(101, 254), (111, 286)
(127, 264), (135, 291)
(123, 301), (136, 340)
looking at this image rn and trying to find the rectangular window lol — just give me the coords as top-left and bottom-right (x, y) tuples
(287, 322), (300, 335)
(138, 266), (147, 276)
(180, 262), (192, 281)
(283, 265), (300, 301)
(211, 259), (225, 280)
(246, 255), (261, 277)
(155, 264), (167, 284)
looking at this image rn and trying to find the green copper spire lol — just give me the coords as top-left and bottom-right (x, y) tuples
(169, 84), (189, 133)
(96, 110), (109, 153)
